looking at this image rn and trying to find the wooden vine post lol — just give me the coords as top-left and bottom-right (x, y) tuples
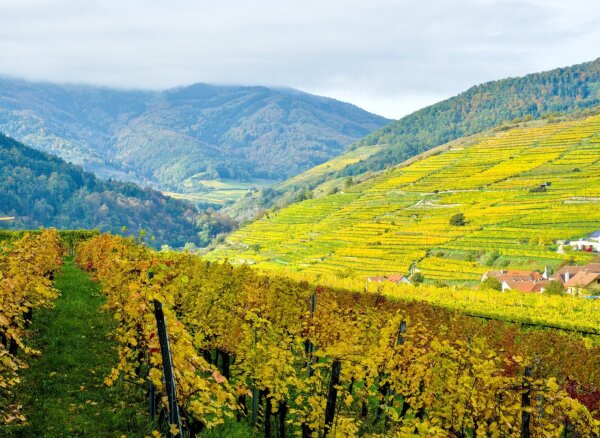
(324, 359), (342, 437)
(302, 290), (317, 438)
(154, 300), (183, 437)
(521, 366), (532, 438)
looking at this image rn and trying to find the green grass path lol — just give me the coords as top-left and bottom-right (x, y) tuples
(3, 259), (154, 437)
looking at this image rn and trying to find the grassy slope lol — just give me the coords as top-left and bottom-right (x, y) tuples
(165, 178), (276, 206)
(208, 113), (600, 284)
(279, 145), (384, 190)
(2, 260), (155, 437)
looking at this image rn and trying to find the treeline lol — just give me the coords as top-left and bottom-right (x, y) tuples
(0, 133), (208, 248)
(342, 58), (600, 176)
(77, 234), (599, 436)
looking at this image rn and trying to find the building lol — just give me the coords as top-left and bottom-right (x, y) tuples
(482, 269), (549, 293)
(552, 263), (600, 285)
(564, 270), (600, 294)
(386, 274), (411, 285)
(567, 231), (600, 253)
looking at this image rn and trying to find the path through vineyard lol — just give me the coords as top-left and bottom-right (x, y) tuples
(8, 259), (155, 437)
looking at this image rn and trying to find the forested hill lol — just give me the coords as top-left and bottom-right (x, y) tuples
(0, 79), (388, 192)
(0, 133), (202, 247)
(343, 57), (600, 176)
(222, 58), (600, 219)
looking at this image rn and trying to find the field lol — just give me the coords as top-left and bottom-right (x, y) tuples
(280, 145), (384, 190)
(208, 114), (600, 284)
(164, 177), (276, 206)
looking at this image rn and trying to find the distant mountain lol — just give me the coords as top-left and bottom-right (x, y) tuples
(0, 79), (388, 201)
(344, 57), (600, 176)
(0, 133), (205, 247)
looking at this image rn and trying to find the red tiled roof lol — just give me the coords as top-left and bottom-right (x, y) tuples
(532, 280), (550, 293)
(387, 274), (406, 282)
(486, 270), (542, 282)
(565, 271), (600, 289)
(503, 280), (538, 293)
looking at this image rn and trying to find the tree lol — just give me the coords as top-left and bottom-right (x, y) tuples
(450, 213), (466, 226)
(295, 189), (314, 202)
(480, 276), (502, 291)
(544, 280), (566, 295)
(409, 272), (424, 284)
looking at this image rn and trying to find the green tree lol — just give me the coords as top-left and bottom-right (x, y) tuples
(480, 276), (502, 291)
(450, 213), (466, 226)
(544, 281), (566, 295)
(409, 272), (424, 284)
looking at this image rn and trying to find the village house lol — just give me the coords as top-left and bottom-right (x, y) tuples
(483, 262), (600, 295)
(481, 269), (549, 292)
(567, 231), (600, 253)
(563, 269), (600, 294)
(549, 262), (600, 294)
(551, 263), (600, 285)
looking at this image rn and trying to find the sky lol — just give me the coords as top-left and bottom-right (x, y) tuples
(0, 0), (598, 119)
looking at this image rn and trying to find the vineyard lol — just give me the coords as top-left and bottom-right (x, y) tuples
(280, 145), (385, 192)
(209, 113), (600, 284)
(71, 234), (599, 437)
(0, 229), (64, 423)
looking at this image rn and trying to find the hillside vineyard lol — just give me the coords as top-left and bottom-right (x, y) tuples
(0, 230), (64, 423)
(76, 234), (599, 436)
(210, 114), (600, 283)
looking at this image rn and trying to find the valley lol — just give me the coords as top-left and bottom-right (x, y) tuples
(2, 32), (600, 435)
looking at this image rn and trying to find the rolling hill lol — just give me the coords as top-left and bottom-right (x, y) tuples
(233, 58), (600, 218)
(0, 78), (388, 204)
(0, 133), (204, 247)
(207, 111), (600, 284)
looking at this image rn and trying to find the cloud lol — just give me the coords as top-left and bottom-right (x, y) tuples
(0, 0), (598, 118)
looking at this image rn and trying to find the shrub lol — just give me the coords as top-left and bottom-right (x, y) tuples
(544, 280), (566, 295)
(480, 276), (502, 291)
(450, 213), (466, 226)
(409, 272), (424, 284)
(529, 185), (547, 193)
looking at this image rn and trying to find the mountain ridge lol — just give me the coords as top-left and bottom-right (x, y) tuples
(0, 78), (388, 203)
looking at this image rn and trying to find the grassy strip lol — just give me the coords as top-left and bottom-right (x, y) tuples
(1, 259), (155, 437)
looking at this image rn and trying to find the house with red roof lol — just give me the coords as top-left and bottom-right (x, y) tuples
(481, 269), (548, 292)
(564, 270), (600, 294)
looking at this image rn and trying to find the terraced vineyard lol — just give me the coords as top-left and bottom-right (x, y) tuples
(209, 113), (600, 283)
(279, 145), (384, 191)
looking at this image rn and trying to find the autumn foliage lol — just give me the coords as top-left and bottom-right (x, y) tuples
(0, 229), (64, 423)
(76, 234), (599, 436)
